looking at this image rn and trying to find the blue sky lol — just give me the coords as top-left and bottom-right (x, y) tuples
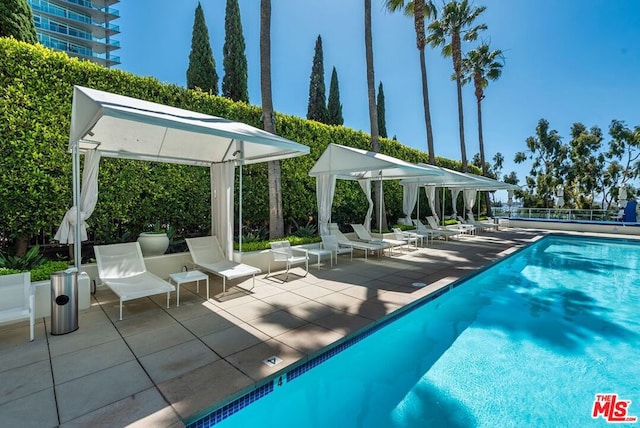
(116, 0), (640, 202)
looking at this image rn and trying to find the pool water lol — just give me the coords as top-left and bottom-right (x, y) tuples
(206, 235), (640, 427)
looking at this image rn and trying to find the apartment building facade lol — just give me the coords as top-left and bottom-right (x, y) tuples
(28, 0), (120, 67)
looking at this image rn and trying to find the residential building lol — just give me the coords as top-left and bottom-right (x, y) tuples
(28, 0), (120, 67)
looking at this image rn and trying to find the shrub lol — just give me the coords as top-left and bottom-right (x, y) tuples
(291, 218), (317, 238)
(29, 261), (72, 281)
(0, 245), (46, 271)
(234, 236), (322, 252)
(0, 260), (70, 281)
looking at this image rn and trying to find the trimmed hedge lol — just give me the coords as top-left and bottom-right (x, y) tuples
(0, 38), (480, 248)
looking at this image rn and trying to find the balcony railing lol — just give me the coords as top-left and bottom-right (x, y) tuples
(492, 207), (621, 222)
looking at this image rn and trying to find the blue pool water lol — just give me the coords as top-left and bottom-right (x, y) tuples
(198, 235), (640, 427)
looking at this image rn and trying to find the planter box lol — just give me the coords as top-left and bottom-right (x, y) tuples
(33, 272), (91, 318)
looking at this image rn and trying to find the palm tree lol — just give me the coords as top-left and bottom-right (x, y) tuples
(260, 0), (284, 238)
(428, 0), (486, 172)
(384, 1), (437, 163)
(364, 0), (387, 231)
(461, 43), (503, 215)
(384, 0), (441, 219)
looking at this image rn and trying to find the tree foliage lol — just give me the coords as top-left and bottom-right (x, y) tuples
(222, 0), (249, 103)
(603, 120), (640, 207)
(428, 0), (487, 172)
(187, 2), (218, 94)
(513, 119), (640, 209)
(462, 43), (503, 216)
(327, 66), (343, 126)
(306, 35), (327, 123)
(515, 119), (568, 208)
(376, 81), (387, 138)
(0, 0), (37, 44)
(384, 0), (438, 172)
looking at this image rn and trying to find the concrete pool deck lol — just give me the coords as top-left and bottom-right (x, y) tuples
(2, 228), (633, 427)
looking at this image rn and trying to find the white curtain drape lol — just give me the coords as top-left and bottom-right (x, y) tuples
(359, 179), (373, 232)
(451, 188), (461, 218)
(507, 189), (514, 205)
(211, 162), (234, 260)
(55, 150), (101, 244)
(424, 185), (436, 221)
(402, 183), (419, 225)
(463, 189), (477, 219)
(316, 174), (336, 236)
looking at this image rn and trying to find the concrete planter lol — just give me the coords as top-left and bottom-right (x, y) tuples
(33, 272), (91, 318)
(137, 232), (169, 256)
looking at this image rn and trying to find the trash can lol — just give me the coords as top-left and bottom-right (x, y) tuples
(50, 268), (79, 335)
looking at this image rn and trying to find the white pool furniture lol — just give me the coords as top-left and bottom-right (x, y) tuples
(328, 223), (384, 260)
(0, 272), (35, 341)
(321, 234), (353, 265)
(267, 241), (309, 281)
(306, 248), (333, 270)
(186, 236), (261, 294)
(94, 242), (175, 321)
(169, 270), (210, 305)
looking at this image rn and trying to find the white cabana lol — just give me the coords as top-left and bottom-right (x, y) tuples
(400, 166), (519, 221)
(58, 86), (310, 270)
(308, 144), (443, 234)
(401, 165), (488, 222)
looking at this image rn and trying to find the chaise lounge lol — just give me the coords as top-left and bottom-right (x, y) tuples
(351, 223), (406, 256)
(186, 236), (261, 295)
(329, 223), (385, 260)
(94, 242), (176, 320)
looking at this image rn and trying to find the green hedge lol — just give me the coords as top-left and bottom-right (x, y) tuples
(0, 38), (480, 248)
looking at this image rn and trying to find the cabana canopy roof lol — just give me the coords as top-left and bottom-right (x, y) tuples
(400, 164), (519, 190)
(69, 86), (310, 165)
(308, 143), (443, 179)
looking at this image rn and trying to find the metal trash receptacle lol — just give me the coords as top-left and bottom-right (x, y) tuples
(50, 268), (79, 335)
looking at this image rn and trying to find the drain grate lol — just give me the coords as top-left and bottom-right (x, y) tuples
(411, 282), (426, 287)
(262, 355), (283, 367)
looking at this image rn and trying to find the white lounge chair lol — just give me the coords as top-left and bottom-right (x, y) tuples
(413, 219), (441, 242)
(457, 215), (488, 232)
(0, 272), (35, 341)
(467, 213), (497, 231)
(94, 242), (176, 320)
(392, 228), (418, 252)
(329, 223), (384, 260)
(421, 217), (459, 241)
(321, 234), (353, 265)
(186, 236), (261, 294)
(267, 241), (309, 281)
(351, 224), (408, 256)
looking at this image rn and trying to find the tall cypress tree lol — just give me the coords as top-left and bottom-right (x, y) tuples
(327, 66), (343, 125)
(0, 0), (37, 44)
(222, 0), (249, 102)
(377, 81), (388, 138)
(186, 2), (218, 94)
(306, 35), (327, 123)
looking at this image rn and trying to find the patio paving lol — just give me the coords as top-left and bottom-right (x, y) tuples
(0, 227), (568, 426)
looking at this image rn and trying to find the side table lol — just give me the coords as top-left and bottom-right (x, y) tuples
(306, 248), (333, 270)
(169, 270), (210, 306)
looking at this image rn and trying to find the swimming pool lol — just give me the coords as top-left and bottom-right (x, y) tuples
(190, 235), (640, 427)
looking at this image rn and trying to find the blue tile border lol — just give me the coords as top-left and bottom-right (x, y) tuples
(185, 382), (274, 428)
(186, 282), (460, 427)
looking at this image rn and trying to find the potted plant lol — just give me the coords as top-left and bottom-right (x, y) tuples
(137, 222), (170, 256)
